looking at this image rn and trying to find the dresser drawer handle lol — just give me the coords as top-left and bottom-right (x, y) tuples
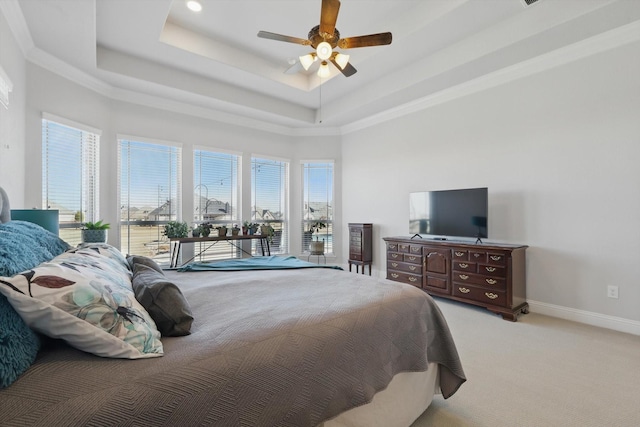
(485, 292), (498, 300)
(389, 244), (397, 250)
(391, 273), (399, 278)
(459, 274), (469, 280)
(486, 278), (497, 285)
(459, 263), (468, 269)
(408, 256), (417, 261)
(411, 247), (420, 253)
(455, 251), (465, 257)
(409, 265), (417, 271)
(485, 267), (496, 272)
(474, 253), (481, 258)
(408, 276), (417, 282)
(391, 253), (399, 259)
(400, 245), (408, 250)
(490, 255), (502, 261)
(459, 287), (470, 294)
(391, 262), (398, 268)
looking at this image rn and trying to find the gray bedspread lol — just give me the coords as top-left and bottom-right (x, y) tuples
(0, 268), (465, 427)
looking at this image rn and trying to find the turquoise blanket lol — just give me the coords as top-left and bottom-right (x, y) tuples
(177, 256), (343, 272)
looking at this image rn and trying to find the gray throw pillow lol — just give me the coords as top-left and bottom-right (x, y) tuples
(132, 264), (194, 337)
(127, 255), (164, 275)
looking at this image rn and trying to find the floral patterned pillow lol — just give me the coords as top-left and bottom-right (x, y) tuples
(0, 247), (163, 359)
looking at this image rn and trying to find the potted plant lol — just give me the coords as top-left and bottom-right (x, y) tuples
(231, 224), (240, 236)
(201, 222), (213, 237)
(191, 224), (203, 237)
(216, 225), (228, 237)
(242, 220), (258, 235)
(308, 221), (326, 254)
(82, 220), (110, 243)
(163, 221), (189, 239)
(260, 223), (275, 242)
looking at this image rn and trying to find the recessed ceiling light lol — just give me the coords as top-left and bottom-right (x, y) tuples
(186, 1), (202, 12)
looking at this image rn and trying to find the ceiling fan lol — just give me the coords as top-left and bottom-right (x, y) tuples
(257, 0), (392, 78)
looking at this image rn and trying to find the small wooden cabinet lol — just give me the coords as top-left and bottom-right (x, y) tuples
(384, 237), (528, 321)
(348, 223), (373, 275)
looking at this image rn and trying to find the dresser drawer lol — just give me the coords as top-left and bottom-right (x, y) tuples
(478, 264), (506, 277)
(387, 252), (402, 261)
(452, 250), (469, 261)
(453, 285), (506, 306)
(469, 251), (487, 262)
(403, 254), (422, 264)
(387, 270), (422, 287)
(398, 243), (411, 253)
(453, 272), (506, 289)
(387, 242), (399, 252)
(388, 260), (422, 275)
(486, 252), (507, 265)
(453, 261), (477, 272)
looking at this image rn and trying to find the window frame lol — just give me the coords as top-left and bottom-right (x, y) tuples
(118, 135), (182, 261)
(301, 160), (334, 255)
(251, 154), (290, 255)
(42, 113), (101, 246)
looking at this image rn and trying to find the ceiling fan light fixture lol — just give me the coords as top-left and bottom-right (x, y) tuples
(299, 53), (315, 70)
(316, 42), (332, 60)
(317, 61), (330, 78)
(334, 53), (350, 70)
(186, 1), (202, 12)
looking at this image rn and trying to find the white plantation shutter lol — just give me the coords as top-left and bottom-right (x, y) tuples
(302, 162), (334, 253)
(252, 157), (289, 254)
(119, 138), (182, 261)
(42, 116), (100, 246)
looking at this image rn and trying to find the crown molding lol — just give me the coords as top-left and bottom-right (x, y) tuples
(341, 19), (640, 135)
(0, 0), (34, 56)
(7, 0), (638, 139)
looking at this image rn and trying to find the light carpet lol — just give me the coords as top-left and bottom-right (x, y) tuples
(411, 298), (640, 427)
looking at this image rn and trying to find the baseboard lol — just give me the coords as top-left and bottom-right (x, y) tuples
(528, 300), (640, 336)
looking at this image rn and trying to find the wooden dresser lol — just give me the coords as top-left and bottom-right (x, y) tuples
(383, 236), (528, 321)
(348, 223), (373, 275)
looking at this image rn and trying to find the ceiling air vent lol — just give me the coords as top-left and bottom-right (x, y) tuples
(521, 0), (540, 6)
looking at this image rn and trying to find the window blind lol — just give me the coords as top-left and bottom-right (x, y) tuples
(252, 157), (289, 254)
(119, 138), (181, 261)
(302, 162), (334, 253)
(193, 149), (240, 260)
(42, 117), (100, 246)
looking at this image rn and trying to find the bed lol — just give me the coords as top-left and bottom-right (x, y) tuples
(0, 186), (465, 426)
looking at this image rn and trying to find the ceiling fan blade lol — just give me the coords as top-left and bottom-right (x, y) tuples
(319, 0), (340, 37)
(257, 31), (310, 45)
(338, 32), (392, 49)
(330, 58), (357, 77)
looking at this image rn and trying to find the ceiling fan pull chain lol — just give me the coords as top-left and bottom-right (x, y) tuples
(319, 79), (323, 124)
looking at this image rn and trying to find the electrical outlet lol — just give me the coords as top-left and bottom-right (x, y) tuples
(607, 285), (619, 299)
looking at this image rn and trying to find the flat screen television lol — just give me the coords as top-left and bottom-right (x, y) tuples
(409, 187), (488, 241)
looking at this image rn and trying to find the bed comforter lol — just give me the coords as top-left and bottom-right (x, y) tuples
(0, 267), (465, 427)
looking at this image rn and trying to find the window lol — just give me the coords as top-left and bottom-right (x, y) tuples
(193, 148), (240, 260)
(119, 138), (181, 263)
(251, 157), (288, 254)
(42, 115), (100, 246)
(302, 161), (333, 253)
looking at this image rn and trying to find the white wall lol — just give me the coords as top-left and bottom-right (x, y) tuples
(342, 41), (640, 325)
(0, 9), (26, 206)
(23, 63), (342, 258)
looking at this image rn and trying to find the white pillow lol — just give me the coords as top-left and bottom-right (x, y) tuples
(0, 247), (163, 359)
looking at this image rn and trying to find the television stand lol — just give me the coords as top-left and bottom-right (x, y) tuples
(383, 237), (528, 321)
